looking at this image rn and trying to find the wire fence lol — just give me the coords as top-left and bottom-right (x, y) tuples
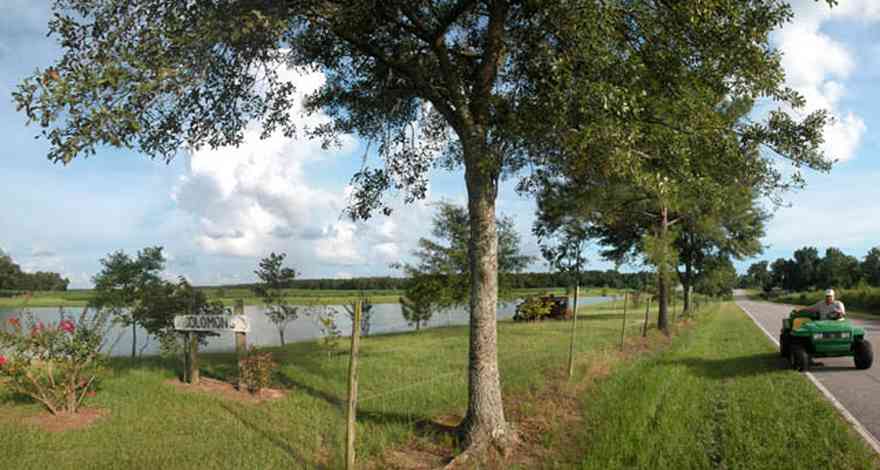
(312, 290), (726, 468)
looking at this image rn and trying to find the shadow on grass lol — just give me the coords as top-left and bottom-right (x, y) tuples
(218, 401), (327, 469)
(275, 372), (343, 407)
(0, 390), (39, 406)
(658, 352), (790, 380)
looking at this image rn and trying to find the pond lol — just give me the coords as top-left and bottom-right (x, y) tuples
(0, 296), (612, 357)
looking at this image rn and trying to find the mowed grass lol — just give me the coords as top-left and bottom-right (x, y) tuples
(574, 303), (878, 470)
(0, 297), (644, 470)
(0, 287), (609, 308)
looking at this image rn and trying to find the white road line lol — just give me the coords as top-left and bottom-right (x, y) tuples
(736, 301), (880, 456)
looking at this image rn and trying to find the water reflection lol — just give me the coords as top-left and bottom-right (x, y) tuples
(0, 297), (611, 357)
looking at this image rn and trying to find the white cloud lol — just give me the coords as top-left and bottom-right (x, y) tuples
(772, 1), (880, 162)
(172, 66), (437, 277)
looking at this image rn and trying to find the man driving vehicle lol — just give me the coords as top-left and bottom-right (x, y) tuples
(801, 289), (846, 320)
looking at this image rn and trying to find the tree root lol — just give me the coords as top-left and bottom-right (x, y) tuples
(444, 423), (519, 469)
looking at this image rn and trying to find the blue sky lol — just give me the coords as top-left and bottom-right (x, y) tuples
(0, 1), (878, 288)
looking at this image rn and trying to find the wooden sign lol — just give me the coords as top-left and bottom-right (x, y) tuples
(174, 315), (250, 333)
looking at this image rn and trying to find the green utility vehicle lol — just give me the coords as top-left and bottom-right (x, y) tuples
(780, 310), (873, 372)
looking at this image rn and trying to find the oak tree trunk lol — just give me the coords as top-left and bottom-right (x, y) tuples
(657, 207), (670, 334)
(131, 323), (137, 359)
(682, 261), (693, 313)
(460, 139), (510, 451)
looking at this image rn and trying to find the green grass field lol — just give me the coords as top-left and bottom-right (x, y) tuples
(0, 297), (642, 469)
(0, 287), (620, 308)
(4, 300), (869, 469)
(573, 303), (878, 469)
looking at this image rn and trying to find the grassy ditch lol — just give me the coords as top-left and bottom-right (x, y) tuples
(573, 303), (878, 470)
(0, 296), (651, 469)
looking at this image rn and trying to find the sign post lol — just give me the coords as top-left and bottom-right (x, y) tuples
(234, 300), (247, 355)
(174, 312), (250, 385)
(188, 332), (200, 384)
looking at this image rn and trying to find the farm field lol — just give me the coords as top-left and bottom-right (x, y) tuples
(0, 287), (619, 309)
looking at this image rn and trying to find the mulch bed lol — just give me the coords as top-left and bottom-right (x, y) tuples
(165, 377), (286, 403)
(22, 407), (109, 433)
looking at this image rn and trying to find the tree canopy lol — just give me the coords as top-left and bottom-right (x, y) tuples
(756, 245), (878, 292)
(0, 250), (69, 292)
(90, 246), (166, 358)
(252, 252), (300, 346)
(399, 202), (532, 307)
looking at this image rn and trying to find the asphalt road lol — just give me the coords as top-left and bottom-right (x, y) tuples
(735, 297), (880, 451)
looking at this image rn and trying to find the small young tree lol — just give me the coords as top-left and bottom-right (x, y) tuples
(305, 303), (342, 358)
(343, 293), (374, 337)
(252, 253), (298, 346)
(400, 295), (433, 332)
(138, 276), (228, 358)
(90, 246), (165, 358)
(398, 203), (533, 309)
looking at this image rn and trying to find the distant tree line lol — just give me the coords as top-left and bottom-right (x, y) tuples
(741, 246), (880, 292)
(219, 270), (656, 293)
(0, 250), (69, 293)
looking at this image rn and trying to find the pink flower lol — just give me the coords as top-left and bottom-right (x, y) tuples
(0, 356), (6, 367)
(30, 322), (46, 337)
(59, 320), (75, 333)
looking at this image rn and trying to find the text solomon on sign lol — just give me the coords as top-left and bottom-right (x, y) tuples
(173, 315), (250, 333)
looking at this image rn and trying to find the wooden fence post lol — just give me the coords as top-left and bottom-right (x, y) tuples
(620, 292), (628, 351)
(567, 285), (581, 379)
(346, 301), (362, 470)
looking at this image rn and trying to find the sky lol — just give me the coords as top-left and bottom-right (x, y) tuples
(0, 1), (878, 288)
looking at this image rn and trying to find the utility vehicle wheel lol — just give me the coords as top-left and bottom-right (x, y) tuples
(854, 340), (873, 370)
(791, 345), (810, 372)
(780, 333), (790, 358)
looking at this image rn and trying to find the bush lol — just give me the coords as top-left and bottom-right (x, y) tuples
(513, 295), (556, 322)
(238, 347), (277, 394)
(775, 287), (880, 314)
(0, 309), (110, 415)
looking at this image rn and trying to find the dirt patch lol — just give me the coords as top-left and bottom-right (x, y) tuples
(22, 408), (108, 432)
(165, 377), (286, 403)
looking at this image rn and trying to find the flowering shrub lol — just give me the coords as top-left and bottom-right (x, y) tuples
(237, 346), (277, 394)
(0, 309), (110, 415)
